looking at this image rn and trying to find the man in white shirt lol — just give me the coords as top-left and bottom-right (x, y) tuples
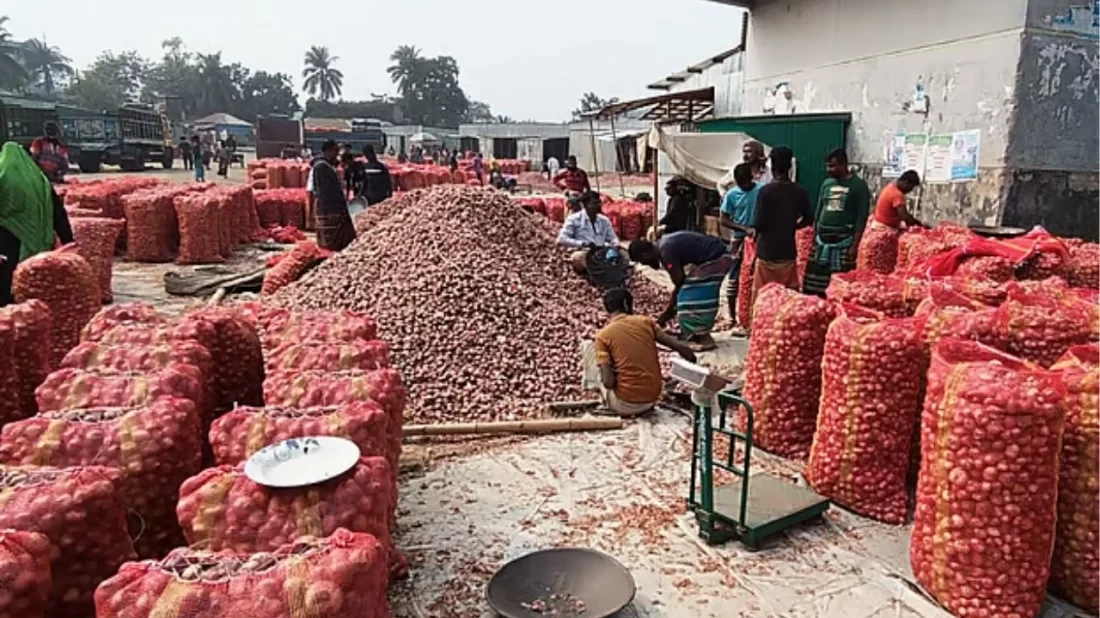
(557, 191), (619, 274)
(546, 156), (560, 180)
(717, 140), (773, 197)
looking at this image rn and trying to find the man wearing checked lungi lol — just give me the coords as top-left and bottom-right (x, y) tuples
(628, 231), (734, 351)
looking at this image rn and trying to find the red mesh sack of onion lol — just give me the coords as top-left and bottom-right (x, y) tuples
(739, 284), (837, 458)
(929, 292), (1093, 368)
(0, 300), (51, 422)
(176, 457), (405, 578)
(238, 304), (378, 348)
(1047, 343), (1099, 614)
(81, 302), (168, 342)
(263, 369), (407, 437)
(174, 194), (225, 264)
(0, 314), (19, 428)
(804, 305), (927, 523)
(855, 223), (901, 274)
(121, 189), (181, 263)
(0, 465), (135, 618)
(12, 246), (100, 368)
(0, 529), (51, 618)
(735, 237), (756, 328)
(210, 402), (398, 489)
(261, 241), (331, 296)
(180, 307), (265, 412)
(0, 399), (202, 559)
(94, 529), (391, 618)
(70, 217), (124, 303)
(910, 339), (1065, 618)
(35, 365), (204, 414)
(266, 339), (391, 372)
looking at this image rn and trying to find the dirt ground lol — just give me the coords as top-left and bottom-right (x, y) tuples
(89, 166), (1092, 618)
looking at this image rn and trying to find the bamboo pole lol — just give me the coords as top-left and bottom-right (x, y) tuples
(403, 417), (623, 438)
(208, 287), (226, 306)
(609, 113), (626, 198)
(587, 115), (601, 193)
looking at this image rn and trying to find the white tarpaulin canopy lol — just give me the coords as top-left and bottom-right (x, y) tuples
(644, 125), (763, 189)
(410, 132), (439, 143)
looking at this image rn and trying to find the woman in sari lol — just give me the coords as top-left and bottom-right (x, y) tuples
(0, 142), (74, 306)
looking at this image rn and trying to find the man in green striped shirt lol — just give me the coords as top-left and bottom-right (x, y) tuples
(802, 148), (871, 296)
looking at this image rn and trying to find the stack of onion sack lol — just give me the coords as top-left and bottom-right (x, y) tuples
(1063, 242), (1100, 289)
(0, 529), (51, 618)
(70, 217), (125, 303)
(176, 457), (406, 578)
(261, 241), (333, 296)
(928, 290), (1093, 368)
(0, 465), (135, 618)
(254, 189), (308, 229)
(795, 226), (815, 286)
(1, 301), (52, 421)
(211, 402), (397, 488)
(804, 305), (926, 523)
(211, 184), (262, 245)
(263, 370), (406, 441)
(1048, 344), (1099, 613)
(0, 399), (202, 559)
(80, 302), (167, 341)
(825, 271), (928, 318)
(174, 193), (226, 264)
(180, 307), (265, 412)
(928, 276), (1007, 307)
(740, 285), (837, 458)
(855, 224), (901, 274)
(94, 529), (391, 618)
(896, 227), (956, 274)
(954, 255), (1015, 282)
(1006, 277), (1100, 341)
(12, 246), (100, 368)
(910, 340), (1065, 617)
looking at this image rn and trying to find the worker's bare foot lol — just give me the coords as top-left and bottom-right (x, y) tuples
(690, 333), (717, 351)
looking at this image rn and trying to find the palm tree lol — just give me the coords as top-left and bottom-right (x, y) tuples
(195, 52), (236, 114)
(302, 46), (343, 102)
(0, 17), (28, 89)
(21, 38), (73, 96)
(386, 45), (423, 95)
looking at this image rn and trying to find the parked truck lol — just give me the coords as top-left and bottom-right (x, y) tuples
(60, 103), (175, 173)
(256, 115), (304, 159)
(304, 118), (385, 155)
(0, 94), (60, 151)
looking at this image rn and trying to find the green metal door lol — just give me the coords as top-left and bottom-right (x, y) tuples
(697, 113), (851, 203)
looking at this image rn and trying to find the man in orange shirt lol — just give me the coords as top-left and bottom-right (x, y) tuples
(873, 170), (924, 229)
(591, 288), (696, 416)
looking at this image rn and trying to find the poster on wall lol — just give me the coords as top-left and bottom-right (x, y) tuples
(882, 131), (906, 178)
(924, 134), (954, 183)
(950, 129), (981, 181)
(902, 133), (928, 175)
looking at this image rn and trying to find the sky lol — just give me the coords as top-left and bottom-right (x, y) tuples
(5, 0), (744, 121)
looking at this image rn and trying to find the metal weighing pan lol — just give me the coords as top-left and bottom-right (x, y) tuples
(486, 548), (636, 618)
(347, 195), (369, 218)
(968, 225), (1028, 238)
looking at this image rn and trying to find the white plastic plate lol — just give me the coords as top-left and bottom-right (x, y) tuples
(244, 436), (360, 489)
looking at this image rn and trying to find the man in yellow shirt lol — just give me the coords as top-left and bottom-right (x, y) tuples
(594, 289), (697, 416)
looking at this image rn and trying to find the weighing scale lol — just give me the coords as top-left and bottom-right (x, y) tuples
(670, 358), (831, 549)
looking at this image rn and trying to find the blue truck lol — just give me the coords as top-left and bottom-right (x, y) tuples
(0, 94), (60, 150)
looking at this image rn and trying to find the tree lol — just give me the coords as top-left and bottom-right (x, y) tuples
(302, 46), (343, 102)
(387, 47), (469, 128)
(305, 95), (399, 123)
(66, 51), (148, 111)
(0, 17), (28, 89)
(142, 38), (202, 117)
(194, 53), (238, 115)
(238, 71), (300, 121)
(464, 100), (494, 123)
(386, 45), (423, 96)
(573, 92), (618, 119)
(21, 38), (73, 96)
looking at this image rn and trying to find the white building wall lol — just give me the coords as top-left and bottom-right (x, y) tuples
(668, 53), (745, 117)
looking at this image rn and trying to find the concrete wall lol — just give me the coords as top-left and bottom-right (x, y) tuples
(739, 0), (1098, 237)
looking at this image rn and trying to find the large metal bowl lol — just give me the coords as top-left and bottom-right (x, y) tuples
(486, 548), (636, 618)
(968, 225), (1028, 238)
